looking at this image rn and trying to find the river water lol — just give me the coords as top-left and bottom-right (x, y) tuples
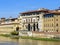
(0, 36), (60, 45)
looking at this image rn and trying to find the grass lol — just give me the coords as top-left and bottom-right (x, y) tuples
(20, 36), (60, 41)
(0, 34), (10, 37)
(0, 34), (60, 41)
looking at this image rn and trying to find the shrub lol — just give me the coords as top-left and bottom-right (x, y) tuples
(11, 31), (19, 35)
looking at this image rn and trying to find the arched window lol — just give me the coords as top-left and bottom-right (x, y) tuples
(16, 27), (19, 31)
(37, 23), (39, 30)
(28, 24), (30, 31)
(33, 23), (35, 31)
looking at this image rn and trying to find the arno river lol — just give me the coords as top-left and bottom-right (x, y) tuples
(0, 36), (60, 45)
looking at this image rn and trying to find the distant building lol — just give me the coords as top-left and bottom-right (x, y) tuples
(0, 18), (21, 34)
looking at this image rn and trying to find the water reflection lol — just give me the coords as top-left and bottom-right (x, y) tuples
(0, 36), (60, 45)
(19, 39), (60, 45)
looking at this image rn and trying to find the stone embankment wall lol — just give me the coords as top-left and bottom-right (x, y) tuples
(19, 31), (60, 38)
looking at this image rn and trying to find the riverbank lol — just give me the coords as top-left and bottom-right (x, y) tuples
(0, 34), (60, 41)
(0, 34), (10, 37)
(20, 36), (60, 41)
(0, 34), (19, 39)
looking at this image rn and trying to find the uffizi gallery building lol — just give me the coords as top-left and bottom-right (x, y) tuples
(0, 8), (60, 34)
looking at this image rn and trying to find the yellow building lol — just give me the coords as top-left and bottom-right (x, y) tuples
(0, 18), (21, 34)
(43, 10), (60, 32)
(0, 8), (60, 34)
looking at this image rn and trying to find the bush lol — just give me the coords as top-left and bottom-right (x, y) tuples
(0, 34), (10, 37)
(11, 31), (19, 35)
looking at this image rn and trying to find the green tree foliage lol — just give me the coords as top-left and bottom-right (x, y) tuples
(11, 31), (19, 35)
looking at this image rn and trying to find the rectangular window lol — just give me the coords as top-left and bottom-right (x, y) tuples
(26, 19), (27, 23)
(43, 14), (54, 18)
(56, 19), (58, 21)
(56, 23), (58, 26)
(52, 19), (53, 21)
(52, 24), (53, 27)
(31, 18), (32, 22)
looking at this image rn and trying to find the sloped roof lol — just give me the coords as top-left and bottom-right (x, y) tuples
(20, 8), (49, 14)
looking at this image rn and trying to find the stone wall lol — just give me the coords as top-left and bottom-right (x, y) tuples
(19, 31), (60, 38)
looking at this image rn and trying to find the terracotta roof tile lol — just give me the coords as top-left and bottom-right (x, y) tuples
(20, 9), (49, 14)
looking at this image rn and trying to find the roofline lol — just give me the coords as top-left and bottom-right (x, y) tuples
(20, 10), (49, 14)
(20, 8), (60, 15)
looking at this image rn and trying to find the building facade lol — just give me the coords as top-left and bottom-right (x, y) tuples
(20, 8), (60, 32)
(20, 8), (49, 32)
(0, 8), (60, 34)
(0, 18), (22, 34)
(43, 9), (60, 32)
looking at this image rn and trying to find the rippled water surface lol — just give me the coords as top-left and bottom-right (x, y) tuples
(0, 37), (60, 45)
